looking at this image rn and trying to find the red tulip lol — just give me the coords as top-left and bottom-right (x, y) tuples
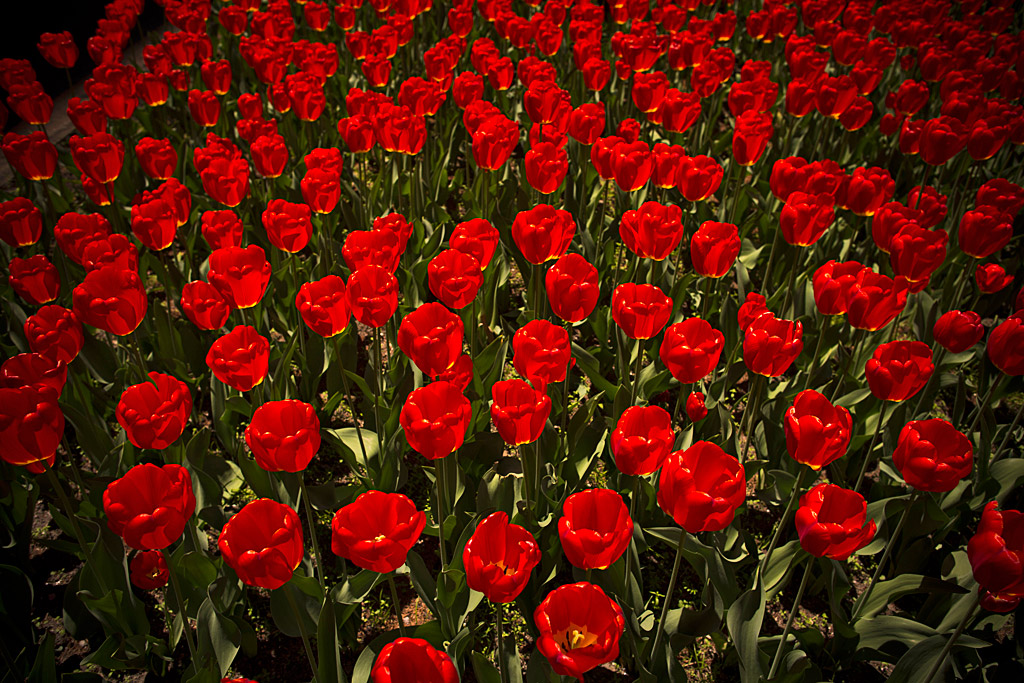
(893, 419), (972, 492)
(337, 115), (376, 153)
(0, 198), (43, 248)
(657, 441), (746, 533)
(7, 83), (53, 125)
(72, 266), (148, 336)
(0, 384), (63, 472)
(347, 265), (399, 328)
(744, 313), (803, 377)
(135, 137), (177, 180)
(38, 31), (78, 69)
(130, 194), (177, 251)
(69, 132), (124, 184)
(611, 406), (674, 476)
(812, 260), (866, 316)
(660, 89), (702, 133)
(180, 280), (229, 330)
(201, 210), (243, 250)
(332, 489), (425, 574)
(219, 498), (303, 590)
(343, 230), (402, 274)
(130, 550), (169, 590)
(610, 140), (653, 192)
(933, 310), (984, 354)
(512, 320), (572, 388)
(865, 341), (934, 402)
(428, 249), (483, 310)
(545, 253), (599, 323)
(976, 179), (1024, 217)
(511, 205), (576, 265)
(842, 167), (894, 216)
(988, 314), (1024, 376)
(844, 269), (909, 331)
(208, 245), (272, 310)
(449, 218), (499, 270)
(472, 115), (519, 170)
(568, 103), (605, 145)
(534, 582), (625, 681)
(103, 463), (196, 551)
(296, 275), (349, 338)
(619, 202), (685, 261)
(691, 221), (741, 278)
(262, 199), (312, 253)
(659, 317), (724, 385)
(490, 379), (551, 446)
(686, 392), (708, 422)
(24, 305), (83, 364)
(975, 263), (1014, 294)
(677, 155), (724, 202)
(251, 133), (289, 178)
(206, 325), (270, 392)
(246, 400), (321, 473)
(784, 390), (852, 470)
(780, 192), (835, 246)
(117, 373), (192, 450)
(889, 223), (948, 284)
(968, 501), (1024, 612)
(463, 511), (540, 603)
(2, 131), (57, 181)
(558, 489), (633, 570)
(0, 353), (67, 395)
(525, 142), (568, 195)
(400, 381), (472, 460)
(795, 484), (876, 560)
(301, 168), (341, 214)
(370, 637), (458, 683)
(732, 110), (773, 166)
(8, 255), (60, 305)
(397, 303), (463, 378)
(611, 283), (672, 340)
(919, 116), (967, 166)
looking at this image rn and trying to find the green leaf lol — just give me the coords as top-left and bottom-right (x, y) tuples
(317, 598), (348, 683)
(28, 632), (57, 683)
(726, 583), (765, 683)
(331, 570), (386, 605)
(196, 597), (240, 676)
(858, 574), (967, 620)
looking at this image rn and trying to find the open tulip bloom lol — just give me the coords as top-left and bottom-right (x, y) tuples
(8, 0), (1024, 681)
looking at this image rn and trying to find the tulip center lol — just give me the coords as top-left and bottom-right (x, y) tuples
(556, 625), (598, 651)
(373, 534), (386, 543)
(491, 559), (513, 575)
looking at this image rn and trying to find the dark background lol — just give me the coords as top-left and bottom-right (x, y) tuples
(1, 0), (166, 132)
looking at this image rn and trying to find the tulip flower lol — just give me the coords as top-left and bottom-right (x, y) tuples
(988, 314), (1024, 376)
(657, 441), (746, 533)
(933, 311), (984, 354)
(23, 305), (83, 364)
(219, 498), (303, 590)
(200, 210), (243, 250)
(428, 249), (483, 310)
(975, 263), (1014, 294)
(370, 637), (458, 683)
(245, 400), (321, 473)
(262, 199), (312, 253)
(534, 582), (625, 680)
(865, 341), (934, 402)
(619, 202), (685, 261)
(72, 266), (148, 337)
(490, 379), (551, 446)
(103, 463), (196, 551)
(397, 302), (464, 378)
(295, 275), (350, 338)
(795, 484), (876, 560)
(347, 265), (399, 328)
(8, 255), (60, 305)
(892, 419), (972, 492)
(558, 489), (633, 570)
(545, 253), (599, 323)
(744, 313), (803, 377)
(0, 353), (67, 395)
(450, 218), (499, 270)
(0, 384), (64, 472)
(116, 373), (192, 450)
(691, 221), (741, 278)
(780, 192), (835, 246)
(511, 205), (577, 265)
(463, 511), (540, 603)
(968, 501), (1024, 612)
(0, 197), (43, 247)
(844, 269), (909, 331)
(331, 491), (426, 574)
(130, 550), (169, 590)
(611, 283), (672, 340)
(206, 325), (270, 392)
(400, 381), (472, 460)
(686, 392), (708, 421)
(208, 245), (272, 310)
(784, 390), (853, 470)
(659, 318), (725, 385)
(611, 406), (674, 476)
(512, 320), (572, 388)
(181, 281), (230, 331)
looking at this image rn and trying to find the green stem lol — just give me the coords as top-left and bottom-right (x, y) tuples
(495, 602), (508, 683)
(802, 315), (830, 391)
(991, 400), (1024, 465)
(850, 492), (919, 621)
(965, 374), (1003, 437)
(757, 467), (808, 582)
(333, 336), (371, 483)
(298, 475), (327, 595)
(767, 556), (814, 679)
(920, 594), (981, 683)
(43, 466), (110, 595)
(435, 458), (449, 569)
(284, 584), (320, 683)
(739, 375), (764, 464)
(387, 573), (406, 636)
(649, 530), (686, 664)
(373, 327), (386, 459)
(699, 276), (713, 320)
(623, 476), (641, 592)
(854, 401), (890, 495)
(161, 548), (198, 660)
(630, 340), (644, 406)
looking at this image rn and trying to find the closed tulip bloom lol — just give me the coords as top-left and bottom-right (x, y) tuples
(188, 89), (220, 126)
(871, 202), (921, 254)
(450, 218), (499, 269)
(534, 582), (625, 681)
(812, 260), (865, 316)
(428, 249), (483, 310)
(611, 406), (674, 476)
(398, 302), (464, 378)
(400, 381), (472, 460)
(0, 197), (43, 247)
(691, 221), (741, 278)
(2, 131), (57, 181)
(845, 269), (909, 331)
(206, 325), (270, 392)
(865, 341), (934, 402)
(889, 223), (948, 284)
(24, 306), (84, 364)
(842, 167), (894, 216)
(219, 498), (303, 590)
(38, 31), (78, 69)
(784, 390), (852, 470)
(262, 199), (312, 253)
(130, 550), (169, 590)
(976, 179), (1024, 217)
(738, 292), (770, 332)
(472, 115), (520, 170)
(0, 353), (67, 395)
(619, 202), (685, 261)
(491, 379), (551, 446)
(135, 137), (177, 179)
(301, 168), (341, 214)
(245, 400), (320, 473)
(347, 265), (399, 328)
(893, 419), (972, 492)
(463, 511), (541, 603)
(568, 103), (605, 145)
(558, 489), (633, 570)
(181, 281), (230, 331)
(208, 245), (272, 309)
(8, 255), (60, 305)
(296, 275), (349, 337)
(780, 192), (835, 246)
(795, 484), (876, 560)
(744, 313), (803, 377)
(686, 392), (708, 421)
(611, 283), (672, 340)
(933, 310), (984, 354)
(657, 441), (746, 533)
(975, 263), (1014, 294)
(82, 233), (138, 274)
(343, 230), (402, 274)
(988, 314), (1024, 376)
(659, 318), (725, 384)
(677, 155), (724, 202)
(512, 320), (572, 388)
(201, 210), (243, 250)
(0, 384), (63, 472)
(968, 501), (1024, 612)
(610, 139), (653, 192)
(545, 253), (599, 323)
(919, 116), (967, 166)
(370, 637), (458, 683)
(72, 266), (148, 336)
(103, 463), (196, 550)
(511, 204), (577, 265)
(332, 491), (425, 574)
(116, 373), (192, 450)
(732, 110), (773, 166)
(251, 133), (289, 178)
(526, 142), (568, 194)
(69, 132), (124, 184)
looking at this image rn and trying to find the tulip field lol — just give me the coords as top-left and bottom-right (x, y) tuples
(4, 0), (1024, 681)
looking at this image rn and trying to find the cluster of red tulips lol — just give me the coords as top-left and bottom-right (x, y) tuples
(1, 0), (1023, 681)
